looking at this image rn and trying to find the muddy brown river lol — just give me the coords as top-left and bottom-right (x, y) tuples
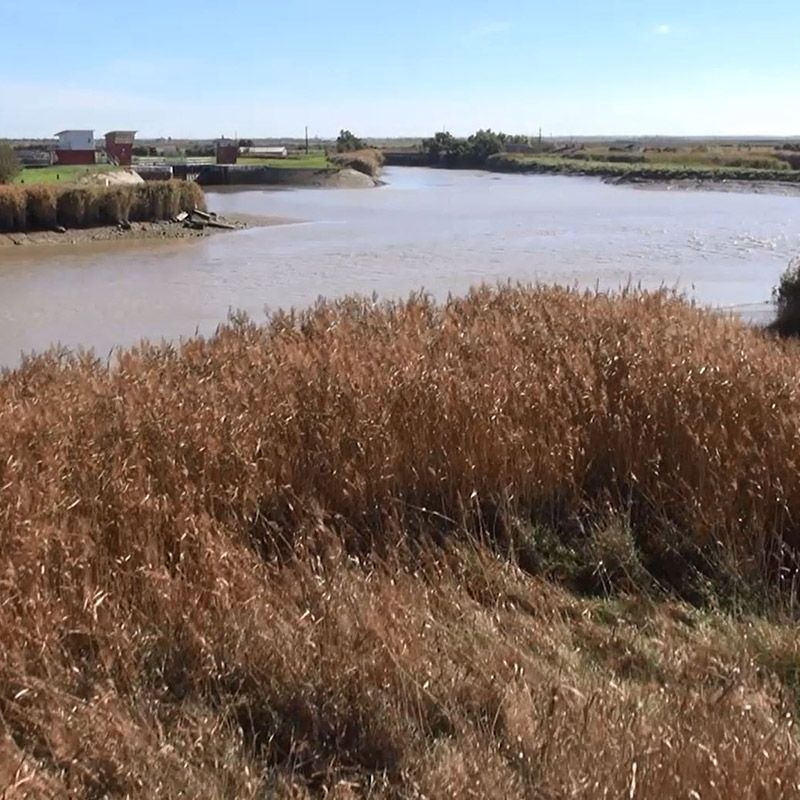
(1, 167), (798, 367)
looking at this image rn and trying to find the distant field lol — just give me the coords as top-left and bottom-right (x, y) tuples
(563, 144), (793, 171)
(16, 165), (118, 185)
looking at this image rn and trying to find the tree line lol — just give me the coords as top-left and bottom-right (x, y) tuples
(421, 130), (549, 167)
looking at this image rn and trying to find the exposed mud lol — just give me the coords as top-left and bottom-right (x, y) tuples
(0, 213), (300, 249)
(612, 177), (800, 197)
(322, 167), (380, 188)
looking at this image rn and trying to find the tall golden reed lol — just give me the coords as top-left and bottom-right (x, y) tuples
(0, 180), (205, 233)
(1, 286), (799, 797)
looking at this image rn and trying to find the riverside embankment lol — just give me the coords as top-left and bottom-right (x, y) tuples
(485, 153), (800, 192)
(174, 164), (379, 188)
(0, 179), (303, 247)
(0, 180), (205, 233)
(169, 149), (383, 187)
(383, 150), (800, 193)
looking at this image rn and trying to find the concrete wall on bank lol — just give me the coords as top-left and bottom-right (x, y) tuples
(382, 151), (430, 167)
(173, 164), (340, 186)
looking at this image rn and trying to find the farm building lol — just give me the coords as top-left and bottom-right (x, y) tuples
(105, 130), (137, 166)
(54, 130), (96, 165)
(215, 139), (239, 165)
(240, 146), (288, 158)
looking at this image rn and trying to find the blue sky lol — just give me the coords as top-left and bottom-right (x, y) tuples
(1, 0), (798, 138)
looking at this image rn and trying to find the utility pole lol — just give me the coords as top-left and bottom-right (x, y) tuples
(305, 126), (309, 155)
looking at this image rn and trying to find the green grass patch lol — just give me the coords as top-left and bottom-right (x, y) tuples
(16, 165), (119, 186)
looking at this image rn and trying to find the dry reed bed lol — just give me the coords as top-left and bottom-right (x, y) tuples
(329, 149), (385, 177)
(1, 286), (800, 797)
(0, 180), (206, 233)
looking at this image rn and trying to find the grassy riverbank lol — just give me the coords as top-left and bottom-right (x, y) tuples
(0, 180), (205, 233)
(487, 152), (800, 183)
(400, 133), (800, 185)
(2, 287), (800, 797)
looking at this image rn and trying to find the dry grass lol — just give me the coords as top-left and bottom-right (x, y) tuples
(2, 286), (800, 797)
(329, 149), (385, 178)
(0, 181), (205, 233)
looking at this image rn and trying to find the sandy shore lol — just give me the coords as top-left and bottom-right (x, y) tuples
(0, 213), (300, 249)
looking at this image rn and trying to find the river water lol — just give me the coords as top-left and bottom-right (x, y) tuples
(1, 167), (798, 367)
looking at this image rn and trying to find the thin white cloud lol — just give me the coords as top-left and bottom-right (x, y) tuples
(655, 24), (672, 35)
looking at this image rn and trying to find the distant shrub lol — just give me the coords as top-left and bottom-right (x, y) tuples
(573, 152), (646, 164)
(24, 184), (59, 229)
(0, 185), (26, 230)
(466, 129), (504, 164)
(336, 129), (365, 153)
(0, 144), (21, 184)
(719, 156), (788, 170)
(57, 187), (98, 228)
(97, 186), (133, 224)
(330, 149), (384, 177)
(422, 129), (511, 167)
(604, 153), (646, 164)
(769, 257), (800, 337)
(777, 152), (800, 169)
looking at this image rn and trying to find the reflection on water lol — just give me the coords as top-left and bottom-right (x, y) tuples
(0, 167), (797, 366)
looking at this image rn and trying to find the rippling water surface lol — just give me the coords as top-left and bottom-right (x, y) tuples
(1, 167), (798, 366)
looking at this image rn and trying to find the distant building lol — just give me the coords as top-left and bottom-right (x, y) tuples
(54, 130), (95, 165)
(15, 148), (53, 167)
(105, 130), (136, 166)
(240, 146), (288, 158)
(215, 139), (239, 165)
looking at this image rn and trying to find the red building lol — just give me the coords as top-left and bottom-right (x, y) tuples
(215, 139), (239, 164)
(54, 130), (96, 165)
(105, 130), (137, 166)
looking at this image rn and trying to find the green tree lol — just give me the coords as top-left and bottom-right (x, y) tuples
(466, 129), (504, 164)
(422, 131), (455, 161)
(0, 144), (21, 184)
(336, 129), (364, 153)
(421, 129), (504, 167)
(421, 131), (469, 166)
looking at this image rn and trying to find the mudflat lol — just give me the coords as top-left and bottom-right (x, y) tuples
(0, 212), (300, 249)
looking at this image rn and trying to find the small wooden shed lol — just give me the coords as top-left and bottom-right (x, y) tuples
(105, 131), (137, 166)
